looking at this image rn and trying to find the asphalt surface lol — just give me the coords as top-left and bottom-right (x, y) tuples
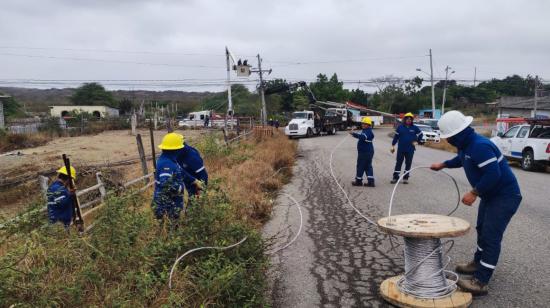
(263, 128), (550, 308)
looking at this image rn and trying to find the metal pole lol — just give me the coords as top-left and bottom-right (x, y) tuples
(258, 54), (267, 125)
(534, 75), (538, 117)
(442, 66), (449, 114)
(429, 49), (436, 118)
(226, 47), (233, 130)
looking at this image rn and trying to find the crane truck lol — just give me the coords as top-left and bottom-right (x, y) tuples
(264, 81), (345, 138)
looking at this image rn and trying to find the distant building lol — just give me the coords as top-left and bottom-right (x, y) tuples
(49, 105), (119, 118)
(495, 96), (550, 119)
(417, 108), (442, 119)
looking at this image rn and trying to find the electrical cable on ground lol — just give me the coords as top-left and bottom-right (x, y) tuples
(269, 193), (303, 255)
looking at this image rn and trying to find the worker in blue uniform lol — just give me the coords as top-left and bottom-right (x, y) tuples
(152, 133), (185, 221)
(350, 117), (375, 187)
(176, 139), (208, 201)
(47, 166), (77, 230)
(390, 112), (423, 184)
(431, 110), (522, 296)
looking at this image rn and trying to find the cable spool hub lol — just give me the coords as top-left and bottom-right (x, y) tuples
(378, 214), (472, 307)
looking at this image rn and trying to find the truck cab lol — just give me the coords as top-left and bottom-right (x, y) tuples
(285, 111), (315, 137)
(490, 119), (550, 171)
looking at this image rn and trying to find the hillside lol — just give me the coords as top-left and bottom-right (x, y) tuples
(0, 87), (218, 113)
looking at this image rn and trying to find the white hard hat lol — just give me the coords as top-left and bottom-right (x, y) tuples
(438, 110), (473, 138)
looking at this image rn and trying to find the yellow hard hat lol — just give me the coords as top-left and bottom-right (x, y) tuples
(404, 112), (414, 118)
(158, 133), (185, 150)
(361, 117), (373, 125)
(57, 166), (77, 179)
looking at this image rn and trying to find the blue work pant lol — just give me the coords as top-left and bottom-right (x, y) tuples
(473, 193), (522, 283)
(393, 151), (414, 180)
(356, 151), (374, 184)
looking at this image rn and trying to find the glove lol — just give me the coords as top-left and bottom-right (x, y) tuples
(193, 180), (205, 191)
(390, 146), (395, 154)
(413, 141), (418, 146)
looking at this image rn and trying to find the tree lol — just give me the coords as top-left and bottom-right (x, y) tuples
(0, 93), (23, 118)
(71, 83), (115, 107)
(349, 88), (368, 105)
(309, 73), (350, 102)
(118, 98), (134, 115)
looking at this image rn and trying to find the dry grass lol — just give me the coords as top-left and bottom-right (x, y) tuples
(0, 132), (52, 153)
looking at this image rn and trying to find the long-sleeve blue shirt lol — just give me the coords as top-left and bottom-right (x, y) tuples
(351, 128), (374, 153)
(392, 124), (423, 153)
(153, 151), (185, 207)
(47, 180), (73, 225)
(444, 127), (521, 199)
(176, 144), (208, 195)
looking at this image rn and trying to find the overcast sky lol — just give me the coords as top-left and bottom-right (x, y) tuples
(0, 0), (549, 92)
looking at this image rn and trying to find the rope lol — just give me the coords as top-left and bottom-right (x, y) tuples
(269, 193), (303, 254)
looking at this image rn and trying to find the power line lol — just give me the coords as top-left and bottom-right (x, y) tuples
(0, 52), (221, 68)
(267, 55), (428, 67)
(0, 46), (226, 57)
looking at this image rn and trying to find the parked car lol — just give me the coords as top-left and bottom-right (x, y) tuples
(417, 119), (440, 134)
(416, 124), (441, 143)
(490, 118), (550, 171)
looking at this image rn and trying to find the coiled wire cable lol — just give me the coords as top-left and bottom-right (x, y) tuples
(389, 165), (462, 299)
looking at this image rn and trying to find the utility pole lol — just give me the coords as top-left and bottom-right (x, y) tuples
(225, 47), (234, 129)
(257, 54), (267, 125)
(473, 67), (477, 87)
(429, 48), (436, 118)
(441, 66), (454, 114)
(534, 75), (539, 118)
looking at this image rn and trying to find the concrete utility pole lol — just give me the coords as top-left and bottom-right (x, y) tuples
(429, 49), (436, 118)
(225, 47), (234, 129)
(0, 101), (4, 130)
(473, 67), (477, 87)
(441, 66), (454, 114)
(257, 54), (267, 125)
(534, 75), (539, 117)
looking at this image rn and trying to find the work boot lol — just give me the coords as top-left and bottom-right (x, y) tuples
(390, 178), (398, 184)
(402, 179), (409, 184)
(457, 277), (488, 296)
(351, 180), (363, 186)
(455, 260), (478, 275)
(365, 182), (375, 187)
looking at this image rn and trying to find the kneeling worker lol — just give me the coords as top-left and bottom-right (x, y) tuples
(152, 133), (185, 221)
(430, 110), (522, 296)
(47, 166), (77, 230)
(350, 117), (375, 187)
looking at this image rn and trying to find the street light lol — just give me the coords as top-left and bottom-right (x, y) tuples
(441, 66), (455, 114)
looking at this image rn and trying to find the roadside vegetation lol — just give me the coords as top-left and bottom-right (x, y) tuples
(0, 131), (297, 307)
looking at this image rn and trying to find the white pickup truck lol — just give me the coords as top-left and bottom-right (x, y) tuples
(490, 119), (550, 171)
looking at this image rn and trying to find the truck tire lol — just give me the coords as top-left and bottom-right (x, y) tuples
(521, 149), (538, 171)
(306, 128), (313, 138)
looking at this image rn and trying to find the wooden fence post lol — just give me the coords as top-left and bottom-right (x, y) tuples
(96, 172), (106, 201)
(135, 134), (150, 184)
(38, 175), (49, 199)
(131, 112), (137, 135)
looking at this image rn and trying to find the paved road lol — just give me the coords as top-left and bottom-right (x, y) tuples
(263, 128), (550, 307)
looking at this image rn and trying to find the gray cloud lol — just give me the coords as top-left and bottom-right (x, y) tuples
(0, 0), (548, 91)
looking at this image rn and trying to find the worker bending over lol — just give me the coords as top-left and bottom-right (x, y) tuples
(176, 138), (208, 201)
(152, 133), (185, 221)
(391, 112), (423, 184)
(431, 110), (522, 296)
(47, 166), (77, 231)
(350, 117), (375, 187)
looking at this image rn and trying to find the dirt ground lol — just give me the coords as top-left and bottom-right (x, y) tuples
(0, 129), (203, 177)
(0, 128), (207, 218)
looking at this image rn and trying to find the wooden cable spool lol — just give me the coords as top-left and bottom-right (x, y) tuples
(378, 214), (473, 308)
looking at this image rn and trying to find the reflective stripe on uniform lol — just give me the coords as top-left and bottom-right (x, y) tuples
(54, 196), (66, 202)
(367, 176), (375, 179)
(498, 155), (504, 162)
(47, 202), (57, 205)
(159, 173), (172, 178)
(478, 157), (497, 168)
(477, 245), (483, 251)
(480, 260), (495, 269)
(195, 166), (205, 173)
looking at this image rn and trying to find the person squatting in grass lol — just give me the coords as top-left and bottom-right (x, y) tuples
(431, 110), (522, 296)
(350, 116), (375, 187)
(390, 112), (424, 184)
(47, 165), (77, 231)
(176, 136), (208, 206)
